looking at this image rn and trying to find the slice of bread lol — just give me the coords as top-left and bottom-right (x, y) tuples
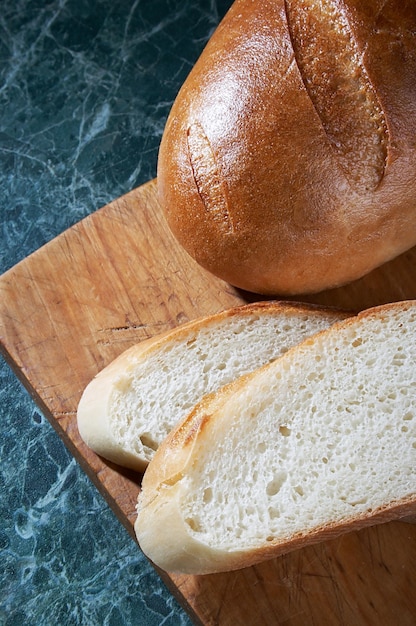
(77, 301), (348, 471)
(135, 300), (416, 574)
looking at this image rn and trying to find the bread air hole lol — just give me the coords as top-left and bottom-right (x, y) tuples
(307, 371), (325, 382)
(266, 472), (287, 497)
(139, 433), (158, 451)
(268, 507), (280, 520)
(392, 352), (406, 366)
(185, 517), (201, 532)
(203, 487), (213, 504)
(294, 485), (304, 497)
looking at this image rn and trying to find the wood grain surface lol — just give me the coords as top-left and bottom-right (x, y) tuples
(1, 178), (416, 626)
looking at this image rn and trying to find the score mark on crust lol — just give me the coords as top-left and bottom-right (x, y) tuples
(187, 122), (234, 233)
(285, 0), (388, 192)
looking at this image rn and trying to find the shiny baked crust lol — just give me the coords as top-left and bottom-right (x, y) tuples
(157, 0), (416, 295)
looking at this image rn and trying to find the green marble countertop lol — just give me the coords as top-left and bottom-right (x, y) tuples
(0, 1), (231, 623)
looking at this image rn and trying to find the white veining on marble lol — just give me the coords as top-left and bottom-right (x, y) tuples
(1, 0), (233, 623)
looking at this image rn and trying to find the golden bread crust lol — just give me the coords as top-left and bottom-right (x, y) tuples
(157, 0), (416, 295)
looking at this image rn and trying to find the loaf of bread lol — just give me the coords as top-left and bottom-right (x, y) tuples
(77, 301), (347, 471)
(135, 300), (416, 574)
(157, 0), (416, 295)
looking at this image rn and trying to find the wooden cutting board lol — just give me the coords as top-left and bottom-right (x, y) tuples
(1, 178), (416, 626)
